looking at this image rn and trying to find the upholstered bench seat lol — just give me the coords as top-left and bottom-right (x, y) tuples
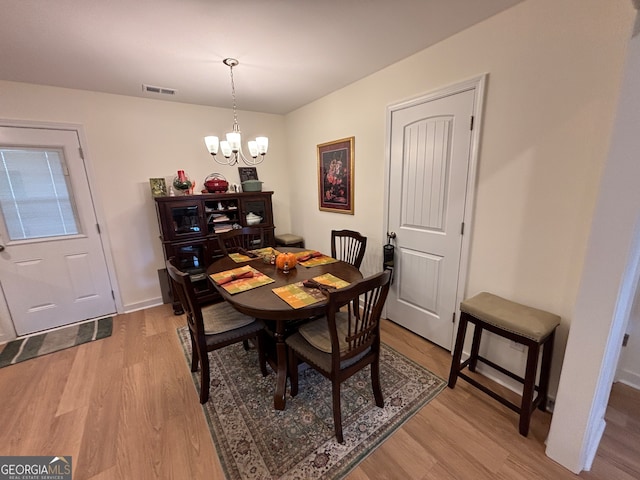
(449, 292), (561, 436)
(275, 233), (304, 248)
(461, 292), (560, 342)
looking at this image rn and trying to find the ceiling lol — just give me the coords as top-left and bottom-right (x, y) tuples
(0, 0), (522, 115)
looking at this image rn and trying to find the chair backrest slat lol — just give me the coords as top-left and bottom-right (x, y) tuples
(326, 270), (391, 365)
(331, 229), (367, 269)
(217, 227), (265, 255)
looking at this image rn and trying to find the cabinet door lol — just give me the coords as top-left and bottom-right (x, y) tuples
(241, 198), (271, 226)
(158, 199), (205, 241)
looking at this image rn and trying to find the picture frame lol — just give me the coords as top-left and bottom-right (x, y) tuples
(149, 177), (167, 197)
(238, 167), (259, 183)
(317, 137), (354, 214)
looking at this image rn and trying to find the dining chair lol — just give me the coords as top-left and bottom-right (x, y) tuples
(217, 226), (265, 255)
(331, 229), (367, 270)
(286, 270), (392, 443)
(166, 259), (268, 404)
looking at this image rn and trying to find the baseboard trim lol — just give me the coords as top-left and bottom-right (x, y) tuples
(123, 297), (164, 314)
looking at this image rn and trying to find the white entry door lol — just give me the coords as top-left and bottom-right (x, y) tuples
(385, 83), (480, 350)
(0, 125), (116, 336)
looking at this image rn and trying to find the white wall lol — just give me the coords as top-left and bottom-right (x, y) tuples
(547, 16), (640, 472)
(0, 81), (289, 321)
(285, 0), (635, 401)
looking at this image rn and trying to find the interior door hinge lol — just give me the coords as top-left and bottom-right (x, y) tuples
(461, 222), (465, 235)
(452, 312), (456, 323)
(470, 116), (474, 131)
(96, 223), (101, 234)
(111, 290), (115, 300)
(78, 147), (84, 159)
(623, 333), (629, 347)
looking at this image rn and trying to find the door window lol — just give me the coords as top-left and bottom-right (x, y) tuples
(0, 147), (81, 241)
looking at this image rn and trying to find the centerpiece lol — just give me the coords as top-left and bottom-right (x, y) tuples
(173, 170), (193, 195)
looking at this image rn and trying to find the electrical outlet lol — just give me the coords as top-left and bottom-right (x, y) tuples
(509, 340), (525, 352)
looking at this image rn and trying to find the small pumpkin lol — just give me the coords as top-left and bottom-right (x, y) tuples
(275, 252), (297, 270)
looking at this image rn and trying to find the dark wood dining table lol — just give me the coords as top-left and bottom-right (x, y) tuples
(206, 247), (363, 410)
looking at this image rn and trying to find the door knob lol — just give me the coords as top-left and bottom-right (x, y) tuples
(387, 232), (396, 240)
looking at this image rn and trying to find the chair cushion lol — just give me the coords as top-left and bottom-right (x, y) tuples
(201, 301), (255, 335)
(298, 312), (350, 353)
(460, 292), (561, 342)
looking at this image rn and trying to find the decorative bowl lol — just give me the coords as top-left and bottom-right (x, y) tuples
(204, 173), (229, 193)
(242, 180), (263, 192)
(246, 213), (262, 225)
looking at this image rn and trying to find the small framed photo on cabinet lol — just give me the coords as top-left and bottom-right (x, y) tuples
(149, 177), (167, 197)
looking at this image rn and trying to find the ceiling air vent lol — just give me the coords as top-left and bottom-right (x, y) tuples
(142, 84), (176, 95)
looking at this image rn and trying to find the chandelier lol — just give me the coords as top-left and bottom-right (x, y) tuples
(204, 58), (268, 166)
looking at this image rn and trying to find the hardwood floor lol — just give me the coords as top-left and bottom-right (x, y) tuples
(0, 304), (637, 479)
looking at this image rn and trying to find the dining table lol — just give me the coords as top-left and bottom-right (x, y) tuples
(206, 247), (363, 410)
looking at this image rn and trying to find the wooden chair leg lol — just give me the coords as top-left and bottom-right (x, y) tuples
(199, 353), (211, 404)
(448, 314), (469, 388)
(242, 339), (250, 351)
(371, 355), (384, 407)
(190, 333), (199, 372)
(332, 380), (344, 443)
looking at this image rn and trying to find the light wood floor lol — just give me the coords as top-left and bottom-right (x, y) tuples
(0, 304), (637, 479)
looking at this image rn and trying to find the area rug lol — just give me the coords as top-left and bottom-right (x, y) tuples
(177, 326), (446, 479)
(0, 317), (113, 368)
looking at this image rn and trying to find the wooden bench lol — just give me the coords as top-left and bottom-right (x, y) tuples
(448, 292), (561, 436)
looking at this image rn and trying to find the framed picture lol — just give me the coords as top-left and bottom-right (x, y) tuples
(149, 177), (167, 197)
(317, 137), (354, 214)
(238, 167), (259, 182)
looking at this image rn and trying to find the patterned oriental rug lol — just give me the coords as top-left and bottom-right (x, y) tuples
(177, 326), (446, 479)
(0, 317), (113, 368)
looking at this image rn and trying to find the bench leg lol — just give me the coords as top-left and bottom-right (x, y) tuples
(537, 331), (555, 411)
(448, 313), (469, 388)
(469, 324), (483, 372)
(519, 342), (539, 436)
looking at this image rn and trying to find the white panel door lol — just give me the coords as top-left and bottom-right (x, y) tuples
(0, 126), (115, 335)
(386, 88), (475, 350)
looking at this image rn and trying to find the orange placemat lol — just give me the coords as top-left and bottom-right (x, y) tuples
(252, 247), (281, 257)
(228, 247), (282, 263)
(210, 265), (274, 294)
(298, 254), (339, 267)
(294, 250), (338, 267)
(272, 274), (350, 308)
(312, 273), (350, 289)
(272, 282), (327, 309)
(228, 252), (259, 263)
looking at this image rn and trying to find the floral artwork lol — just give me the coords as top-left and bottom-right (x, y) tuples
(317, 137), (354, 214)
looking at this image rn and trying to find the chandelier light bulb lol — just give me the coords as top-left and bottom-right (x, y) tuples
(204, 136), (219, 155)
(219, 141), (232, 158)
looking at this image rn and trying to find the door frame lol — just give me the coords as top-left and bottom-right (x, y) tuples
(382, 74), (487, 350)
(0, 119), (123, 342)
